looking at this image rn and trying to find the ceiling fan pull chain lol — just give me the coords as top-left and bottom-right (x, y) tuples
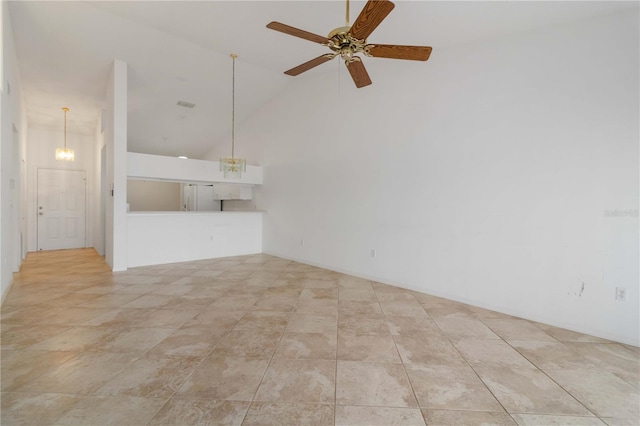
(337, 58), (342, 95)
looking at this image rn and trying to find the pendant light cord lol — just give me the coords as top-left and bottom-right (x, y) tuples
(62, 107), (69, 149)
(231, 53), (236, 160)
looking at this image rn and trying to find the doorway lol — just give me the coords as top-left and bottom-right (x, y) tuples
(37, 169), (87, 251)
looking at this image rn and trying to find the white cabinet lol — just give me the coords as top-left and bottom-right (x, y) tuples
(212, 184), (252, 200)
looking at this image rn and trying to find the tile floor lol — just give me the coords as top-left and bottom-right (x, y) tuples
(1, 249), (638, 425)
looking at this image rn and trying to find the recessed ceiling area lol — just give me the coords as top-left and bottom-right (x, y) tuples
(9, 0), (635, 159)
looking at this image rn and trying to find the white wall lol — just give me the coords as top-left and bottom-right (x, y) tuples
(104, 60), (128, 271)
(93, 113), (106, 256)
(1, 1), (28, 301)
(26, 127), (96, 251)
(243, 11), (639, 345)
(127, 211), (262, 267)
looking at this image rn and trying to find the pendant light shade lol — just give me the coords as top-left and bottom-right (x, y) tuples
(220, 54), (246, 178)
(55, 107), (75, 161)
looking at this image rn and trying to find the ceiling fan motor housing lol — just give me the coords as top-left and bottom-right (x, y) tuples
(327, 26), (367, 62)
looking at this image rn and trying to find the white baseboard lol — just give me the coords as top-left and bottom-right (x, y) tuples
(264, 250), (639, 347)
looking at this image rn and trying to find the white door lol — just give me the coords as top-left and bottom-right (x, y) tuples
(37, 169), (86, 251)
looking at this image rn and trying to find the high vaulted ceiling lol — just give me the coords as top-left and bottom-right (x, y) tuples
(9, 1), (635, 159)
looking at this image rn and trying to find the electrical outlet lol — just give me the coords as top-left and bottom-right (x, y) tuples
(615, 287), (627, 301)
(371, 249), (376, 258)
(300, 239), (304, 246)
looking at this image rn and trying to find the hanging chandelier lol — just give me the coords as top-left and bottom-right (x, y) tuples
(220, 53), (246, 178)
(55, 107), (75, 161)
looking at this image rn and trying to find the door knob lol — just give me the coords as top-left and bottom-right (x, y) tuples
(39, 212), (43, 216)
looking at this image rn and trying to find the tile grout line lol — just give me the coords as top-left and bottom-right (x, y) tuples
(96, 282), (228, 425)
(500, 336), (602, 421)
(470, 317), (553, 424)
(137, 270), (249, 425)
(238, 268), (302, 425)
(379, 290), (430, 425)
(140, 328), (234, 424)
(426, 309), (517, 423)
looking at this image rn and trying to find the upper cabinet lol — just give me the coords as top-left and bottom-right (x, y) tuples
(212, 184), (252, 200)
(127, 152), (263, 185)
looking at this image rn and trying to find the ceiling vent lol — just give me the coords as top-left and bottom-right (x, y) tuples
(177, 100), (195, 108)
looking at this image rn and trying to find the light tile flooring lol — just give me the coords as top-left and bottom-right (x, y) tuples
(1, 249), (638, 426)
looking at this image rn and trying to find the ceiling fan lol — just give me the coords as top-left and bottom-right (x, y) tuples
(266, 0), (432, 88)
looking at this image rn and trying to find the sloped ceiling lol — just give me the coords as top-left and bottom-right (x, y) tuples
(8, 0), (634, 159)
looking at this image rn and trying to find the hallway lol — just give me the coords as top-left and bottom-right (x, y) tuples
(1, 249), (638, 425)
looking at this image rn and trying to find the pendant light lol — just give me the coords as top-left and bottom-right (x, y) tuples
(220, 53), (246, 178)
(55, 107), (75, 161)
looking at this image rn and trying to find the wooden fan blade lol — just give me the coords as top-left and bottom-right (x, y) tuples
(350, 0), (395, 41)
(367, 44), (432, 61)
(346, 58), (372, 88)
(266, 22), (328, 45)
(285, 54), (335, 76)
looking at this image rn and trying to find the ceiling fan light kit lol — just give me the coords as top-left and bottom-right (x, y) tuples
(267, 0), (432, 88)
(220, 53), (247, 179)
(55, 107), (75, 161)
